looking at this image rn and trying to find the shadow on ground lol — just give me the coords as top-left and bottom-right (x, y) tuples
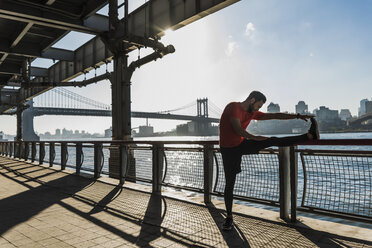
(1, 157), (371, 247)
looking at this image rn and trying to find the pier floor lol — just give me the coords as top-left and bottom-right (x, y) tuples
(0, 156), (371, 248)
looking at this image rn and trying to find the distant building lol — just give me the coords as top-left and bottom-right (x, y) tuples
(0, 131), (6, 141)
(55, 129), (61, 136)
(295, 101), (308, 114)
(359, 99), (368, 116)
(267, 102), (280, 113)
(104, 127), (112, 138)
(139, 125), (154, 136)
(339, 109), (352, 121)
(315, 106), (340, 122)
(365, 101), (372, 115)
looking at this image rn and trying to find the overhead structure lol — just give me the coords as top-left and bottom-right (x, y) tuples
(0, 0), (240, 141)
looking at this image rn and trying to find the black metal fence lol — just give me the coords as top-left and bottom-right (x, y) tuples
(299, 149), (372, 220)
(0, 139), (371, 223)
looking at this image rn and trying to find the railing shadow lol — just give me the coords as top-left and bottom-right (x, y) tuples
(0, 160), (93, 236)
(206, 202), (251, 247)
(1, 156), (371, 248)
(136, 193), (164, 247)
(0, 158), (195, 247)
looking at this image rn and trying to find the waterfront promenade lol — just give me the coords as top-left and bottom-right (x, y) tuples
(0, 156), (371, 248)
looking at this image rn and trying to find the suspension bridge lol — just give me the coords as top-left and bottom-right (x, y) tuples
(21, 88), (222, 140)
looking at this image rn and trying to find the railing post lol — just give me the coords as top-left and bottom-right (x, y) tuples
(279, 146), (290, 221)
(152, 143), (164, 194)
(18, 142), (23, 159)
(61, 143), (67, 170)
(290, 146), (298, 223)
(119, 144), (128, 184)
(39, 142), (45, 164)
(76, 143), (83, 174)
(31, 142), (36, 162)
(49, 143), (55, 167)
(24, 142), (29, 161)
(94, 143), (103, 178)
(203, 144), (214, 204)
(9, 143), (14, 157)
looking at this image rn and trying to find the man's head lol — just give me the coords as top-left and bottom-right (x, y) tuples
(246, 91), (266, 113)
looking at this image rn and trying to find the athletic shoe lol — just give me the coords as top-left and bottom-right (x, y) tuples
(309, 118), (320, 140)
(222, 217), (233, 231)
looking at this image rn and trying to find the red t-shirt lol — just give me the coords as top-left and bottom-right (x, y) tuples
(219, 102), (265, 148)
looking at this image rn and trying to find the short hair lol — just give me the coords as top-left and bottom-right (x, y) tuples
(247, 91), (266, 103)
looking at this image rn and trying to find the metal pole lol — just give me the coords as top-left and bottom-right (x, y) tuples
(279, 147), (290, 221)
(290, 146), (298, 222)
(152, 143), (164, 194)
(49, 143), (55, 167)
(76, 143), (83, 174)
(16, 109), (23, 141)
(203, 144), (214, 203)
(61, 143), (67, 170)
(119, 144), (128, 184)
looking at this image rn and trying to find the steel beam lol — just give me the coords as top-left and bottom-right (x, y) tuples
(11, 23), (34, 48)
(29, 67), (48, 77)
(116, 0), (240, 40)
(0, 64), (53, 77)
(41, 48), (74, 61)
(0, 40), (75, 61)
(0, 1), (104, 34)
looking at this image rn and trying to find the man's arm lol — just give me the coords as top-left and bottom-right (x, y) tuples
(230, 118), (268, 141)
(260, 113), (314, 121)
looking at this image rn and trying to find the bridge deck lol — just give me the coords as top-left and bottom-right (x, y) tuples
(0, 157), (371, 248)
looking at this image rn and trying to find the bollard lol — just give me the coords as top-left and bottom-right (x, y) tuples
(152, 143), (164, 194)
(203, 144), (214, 204)
(279, 146), (291, 221)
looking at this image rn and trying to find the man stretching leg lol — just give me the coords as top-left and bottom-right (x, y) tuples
(219, 91), (319, 230)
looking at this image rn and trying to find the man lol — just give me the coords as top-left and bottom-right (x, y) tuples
(219, 91), (319, 230)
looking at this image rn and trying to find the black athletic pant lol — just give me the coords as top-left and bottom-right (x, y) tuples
(221, 134), (308, 216)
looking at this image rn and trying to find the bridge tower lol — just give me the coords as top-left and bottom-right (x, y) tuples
(22, 100), (40, 141)
(195, 98), (210, 135)
(197, 98), (209, 118)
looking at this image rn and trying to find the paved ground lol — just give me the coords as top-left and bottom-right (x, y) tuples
(0, 156), (371, 248)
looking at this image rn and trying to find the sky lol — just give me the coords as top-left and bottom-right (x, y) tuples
(1, 0), (372, 135)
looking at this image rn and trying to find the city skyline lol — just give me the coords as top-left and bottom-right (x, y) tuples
(1, 0), (372, 135)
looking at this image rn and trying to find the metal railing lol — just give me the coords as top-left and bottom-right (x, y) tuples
(0, 139), (371, 223)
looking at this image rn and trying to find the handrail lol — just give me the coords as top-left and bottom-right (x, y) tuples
(2, 138), (372, 146)
(0, 138), (371, 223)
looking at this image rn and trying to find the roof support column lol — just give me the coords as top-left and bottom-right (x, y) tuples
(111, 54), (133, 141)
(108, 0), (132, 141)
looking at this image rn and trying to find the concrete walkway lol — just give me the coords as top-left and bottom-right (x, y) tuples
(0, 156), (371, 248)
